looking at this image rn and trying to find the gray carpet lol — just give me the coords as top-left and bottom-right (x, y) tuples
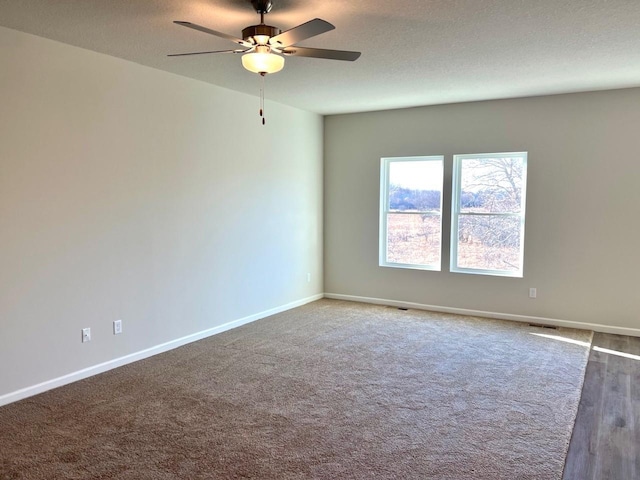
(0, 299), (592, 479)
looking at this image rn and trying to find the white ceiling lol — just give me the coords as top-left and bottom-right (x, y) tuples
(1, 0), (640, 115)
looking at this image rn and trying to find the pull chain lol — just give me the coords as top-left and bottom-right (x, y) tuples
(259, 72), (266, 125)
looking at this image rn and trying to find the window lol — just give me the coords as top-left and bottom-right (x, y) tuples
(379, 156), (444, 270)
(451, 152), (527, 277)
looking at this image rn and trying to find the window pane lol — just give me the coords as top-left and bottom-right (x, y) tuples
(459, 156), (525, 213)
(456, 215), (522, 271)
(389, 161), (442, 212)
(386, 213), (441, 266)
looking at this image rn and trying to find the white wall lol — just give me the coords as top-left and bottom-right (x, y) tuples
(0, 26), (323, 399)
(324, 88), (640, 333)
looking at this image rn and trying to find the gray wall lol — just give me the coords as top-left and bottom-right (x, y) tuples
(0, 26), (323, 398)
(324, 88), (640, 331)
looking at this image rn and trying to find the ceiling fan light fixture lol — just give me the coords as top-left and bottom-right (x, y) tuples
(242, 46), (285, 74)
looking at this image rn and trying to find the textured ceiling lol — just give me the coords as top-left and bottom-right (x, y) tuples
(1, 0), (640, 114)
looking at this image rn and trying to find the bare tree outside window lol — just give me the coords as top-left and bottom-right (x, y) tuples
(452, 153), (527, 276)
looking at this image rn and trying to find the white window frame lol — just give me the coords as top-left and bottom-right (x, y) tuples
(379, 156), (444, 271)
(450, 152), (528, 277)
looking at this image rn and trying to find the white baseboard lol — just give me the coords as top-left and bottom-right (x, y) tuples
(324, 293), (640, 337)
(3, 291), (636, 408)
(0, 294), (323, 408)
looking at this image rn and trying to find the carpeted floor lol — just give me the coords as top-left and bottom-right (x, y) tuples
(0, 299), (592, 479)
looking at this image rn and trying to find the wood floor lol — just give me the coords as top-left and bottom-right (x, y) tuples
(563, 332), (640, 479)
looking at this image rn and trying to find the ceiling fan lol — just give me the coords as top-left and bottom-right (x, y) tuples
(169, 0), (361, 75)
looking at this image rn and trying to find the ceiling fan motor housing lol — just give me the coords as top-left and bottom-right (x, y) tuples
(242, 24), (281, 43)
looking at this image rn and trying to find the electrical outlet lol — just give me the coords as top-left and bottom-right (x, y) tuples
(113, 319), (123, 335)
(307, 273), (311, 283)
(82, 327), (91, 343)
(529, 288), (537, 299)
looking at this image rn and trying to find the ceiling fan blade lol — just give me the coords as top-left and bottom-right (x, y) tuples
(174, 21), (252, 48)
(270, 18), (335, 48)
(168, 49), (248, 57)
(282, 46), (361, 61)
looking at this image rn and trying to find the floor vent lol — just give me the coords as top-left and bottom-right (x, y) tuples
(528, 323), (558, 329)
